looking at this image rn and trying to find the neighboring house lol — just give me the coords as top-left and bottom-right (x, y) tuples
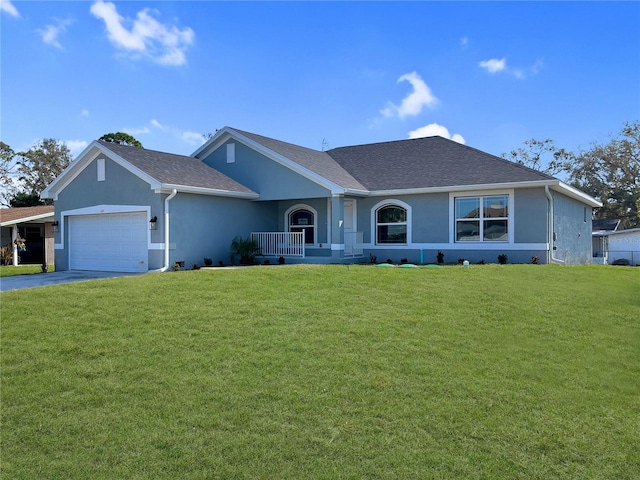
(592, 220), (640, 265)
(0, 205), (55, 266)
(41, 127), (601, 272)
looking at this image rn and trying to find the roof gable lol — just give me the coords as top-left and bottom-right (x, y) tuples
(42, 141), (258, 200)
(96, 141), (257, 196)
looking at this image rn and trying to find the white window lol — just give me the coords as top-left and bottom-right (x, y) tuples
(455, 194), (509, 242)
(227, 143), (235, 163)
(287, 206), (316, 245)
(97, 158), (105, 182)
(375, 203), (408, 244)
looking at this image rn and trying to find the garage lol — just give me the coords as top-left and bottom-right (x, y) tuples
(69, 212), (148, 272)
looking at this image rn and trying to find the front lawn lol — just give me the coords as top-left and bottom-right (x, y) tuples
(1, 265), (638, 479)
(0, 264), (54, 277)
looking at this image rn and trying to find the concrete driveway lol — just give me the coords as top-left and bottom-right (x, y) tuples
(0, 271), (145, 292)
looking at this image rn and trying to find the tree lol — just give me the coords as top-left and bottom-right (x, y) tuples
(99, 132), (143, 148)
(501, 138), (573, 176)
(566, 121), (640, 229)
(0, 142), (17, 206)
(15, 138), (72, 205)
(9, 192), (44, 207)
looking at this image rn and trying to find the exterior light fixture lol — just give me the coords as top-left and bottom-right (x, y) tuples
(52, 220), (59, 233)
(149, 216), (157, 230)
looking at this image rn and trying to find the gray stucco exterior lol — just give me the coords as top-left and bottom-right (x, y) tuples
(42, 127), (601, 271)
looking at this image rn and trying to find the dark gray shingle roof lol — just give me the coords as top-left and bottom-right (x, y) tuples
(325, 136), (555, 191)
(98, 141), (256, 195)
(592, 218), (620, 232)
(231, 129), (367, 191)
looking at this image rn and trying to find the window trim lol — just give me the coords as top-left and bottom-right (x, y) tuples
(449, 190), (514, 244)
(371, 199), (411, 246)
(285, 204), (317, 246)
(97, 158), (105, 182)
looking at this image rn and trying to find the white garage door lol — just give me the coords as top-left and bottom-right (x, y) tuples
(69, 212), (148, 272)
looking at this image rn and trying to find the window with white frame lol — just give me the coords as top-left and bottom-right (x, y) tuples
(288, 208), (315, 244)
(376, 204), (408, 244)
(455, 195), (509, 242)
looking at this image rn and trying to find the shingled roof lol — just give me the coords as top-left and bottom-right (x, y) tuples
(325, 135), (556, 191)
(231, 129), (367, 191)
(0, 205), (54, 226)
(98, 141), (257, 196)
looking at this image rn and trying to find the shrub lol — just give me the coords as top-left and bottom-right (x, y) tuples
(203, 257), (213, 266)
(278, 256), (285, 265)
(457, 258), (465, 265)
(369, 254), (377, 264)
(230, 236), (260, 265)
(436, 251), (445, 264)
(263, 259), (271, 265)
(531, 256), (539, 264)
(498, 254), (508, 264)
(400, 258), (408, 264)
(477, 259), (486, 265)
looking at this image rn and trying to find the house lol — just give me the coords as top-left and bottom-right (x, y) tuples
(0, 205), (55, 266)
(41, 127), (601, 272)
(592, 219), (640, 265)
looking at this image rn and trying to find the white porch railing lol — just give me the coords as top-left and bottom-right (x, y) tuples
(344, 231), (364, 257)
(251, 232), (305, 257)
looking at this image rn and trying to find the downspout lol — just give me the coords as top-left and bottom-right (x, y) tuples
(159, 189), (178, 272)
(545, 185), (565, 264)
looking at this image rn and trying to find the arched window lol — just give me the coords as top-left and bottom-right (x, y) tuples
(288, 207), (316, 245)
(376, 204), (408, 244)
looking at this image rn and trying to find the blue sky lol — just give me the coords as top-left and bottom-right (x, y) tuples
(1, 1), (639, 161)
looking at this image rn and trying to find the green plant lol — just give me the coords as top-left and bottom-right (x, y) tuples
(171, 262), (181, 271)
(278, 256), (285, 265)
(436, 250), (445, 264)
(230, 236), (260, 265)
(203, 257), (213, 266)
(498, 253), (508, 264)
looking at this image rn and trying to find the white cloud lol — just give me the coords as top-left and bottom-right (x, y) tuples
(408, 123), (466, 144)
(151, 119), (165, 130)
(381, 71), (438, 119)
(0, 0), (19, 17)
(479, 58), (506, 74)
(90, 0), (195, 66)
(182, 131), (206, 146)
(65, 140), (89, 158)
(479, 57), (543, 79)
(460, 36), (468, 48)
(38, 18), (74, 49)
(123, 126), (151, 135)
(146, 119), (203, 145)
(80, 109), (89, 118)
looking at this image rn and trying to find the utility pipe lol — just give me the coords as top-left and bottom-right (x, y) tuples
(159, 189), (178, 272)
(545, 185), (565, 264)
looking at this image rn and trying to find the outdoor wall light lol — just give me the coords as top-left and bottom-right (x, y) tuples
(52, 221), (59, 233)
(149, 216), (157, 230)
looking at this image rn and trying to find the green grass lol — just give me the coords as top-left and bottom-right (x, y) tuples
(1, 265), (638, 479)
(0, 264), (54, 277)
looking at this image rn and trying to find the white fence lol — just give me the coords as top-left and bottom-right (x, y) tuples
(251, 232), (305, 257)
